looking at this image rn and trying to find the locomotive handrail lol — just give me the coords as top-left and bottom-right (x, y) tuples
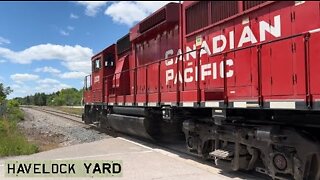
(83, 74), (92, 90)
(102, 30), (316, 106)
(205, 31), (312, 106)
(105, 31), (310, 80)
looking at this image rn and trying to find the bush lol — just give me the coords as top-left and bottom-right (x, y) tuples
(5, 100), (24, 121)
(0, 101), (38, 157)
(7, 99), (19, 108)
(0, 124), (38, 156)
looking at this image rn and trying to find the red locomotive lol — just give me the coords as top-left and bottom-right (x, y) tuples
(83, 1), (320, 179)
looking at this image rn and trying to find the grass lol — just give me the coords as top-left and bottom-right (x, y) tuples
(51, 106), (84, 116)
(0, 101), (38, 157)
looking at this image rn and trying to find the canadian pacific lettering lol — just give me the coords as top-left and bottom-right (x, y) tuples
(164, 15), (281, 85)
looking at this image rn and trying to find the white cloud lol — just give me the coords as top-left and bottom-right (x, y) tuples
(75, 1), (178, 25)
(0, 36), (10, 45)
(61, 61), (90, 73)
(35, 66), (61, 74)
(0, 60), (6, 63)
(8, 84), (29, 98)
(9, 76), (73, 98)
(9, 82), (72, 98)
(60, 30), (69, 36)
(105, 1), (177, 26)
(60, 71), (87, 79)
(9, 77), (73, 98)
(11, 84), (21, 89)
(70, 13), (79, 19)
(35, 83), (71, 94)
(0, 76), (3, 81)
(60, 26), (74, 36)
(37, 78), (60, 84)
(10, 73), (39, 82)
(67, 26), (74, 31)
(76, 1), (177, 25)
(0, 44), (93, 74)
(76, 1), (108, 17)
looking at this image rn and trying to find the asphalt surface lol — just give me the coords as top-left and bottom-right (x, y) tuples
(0, 136), (264, 180)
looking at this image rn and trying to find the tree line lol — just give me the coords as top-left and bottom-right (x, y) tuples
(14, 88), (83, 106)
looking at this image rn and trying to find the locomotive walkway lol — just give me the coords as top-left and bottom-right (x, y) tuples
(0, 136), (262, 180)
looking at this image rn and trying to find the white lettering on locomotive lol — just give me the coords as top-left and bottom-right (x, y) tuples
(212, 35), (227, 54)
(259, 15), (281, 42)
(238, 26), (258, 47)
(165, 60), (234, 85)
(164, 15), (281, 85)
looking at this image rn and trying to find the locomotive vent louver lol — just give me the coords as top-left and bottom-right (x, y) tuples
(116, 33), (131, 55)
(139, 8), (166, 33)
(211, 1), (238, 24)
(186, 1), (268, 35)
(243, 1), (267, 11)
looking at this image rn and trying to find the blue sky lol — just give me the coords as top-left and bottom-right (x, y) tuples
(0, 1), (173, 98)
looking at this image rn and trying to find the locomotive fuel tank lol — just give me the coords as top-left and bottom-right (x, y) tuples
(106, 106), (184, 141)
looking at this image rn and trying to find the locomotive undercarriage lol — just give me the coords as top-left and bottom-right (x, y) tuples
(83, 104), (320, 180)
(183, 110), (320, 180)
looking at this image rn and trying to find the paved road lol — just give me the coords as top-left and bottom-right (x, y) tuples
(0, 136), (264, 180)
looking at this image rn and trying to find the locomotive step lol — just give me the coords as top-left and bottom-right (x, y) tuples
(209, 149), (233, 159)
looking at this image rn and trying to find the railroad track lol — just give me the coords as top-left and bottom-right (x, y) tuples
(25, 106), (83, 124)
(21, 106), (108, 137)
(22, 106), (265, 180)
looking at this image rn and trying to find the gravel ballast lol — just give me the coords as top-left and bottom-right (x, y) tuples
(19, 107), (109, 151)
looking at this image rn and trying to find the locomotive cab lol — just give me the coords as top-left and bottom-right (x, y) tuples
(83, 45), (115, 124)
(105, 34), (131, 104)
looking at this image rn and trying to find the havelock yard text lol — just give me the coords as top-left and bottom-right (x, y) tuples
(5, 160), (122, 177)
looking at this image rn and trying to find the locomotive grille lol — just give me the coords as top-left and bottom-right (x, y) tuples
(139, 8), (166, 33)
(211, 1), (238, 24)
(116, 34), (130, 55)
(186, 1), (209, 34)
(243, 1), (267, 11)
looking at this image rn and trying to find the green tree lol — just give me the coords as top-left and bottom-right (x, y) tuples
(16, 87), (83, 106)
(26, 96), (31, 105)
(34, 93), (39, 105)
(0, 83), (12, 103)
(40, 93), (47, 106)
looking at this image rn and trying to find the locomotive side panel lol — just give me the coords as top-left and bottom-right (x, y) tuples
(180, 1), (320, 110)
(131, 3), (180, 106)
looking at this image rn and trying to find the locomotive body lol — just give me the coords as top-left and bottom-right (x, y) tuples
(83, 1), (320, 179)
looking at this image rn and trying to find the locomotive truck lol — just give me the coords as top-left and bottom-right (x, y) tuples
(82, 1), (320, 179)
